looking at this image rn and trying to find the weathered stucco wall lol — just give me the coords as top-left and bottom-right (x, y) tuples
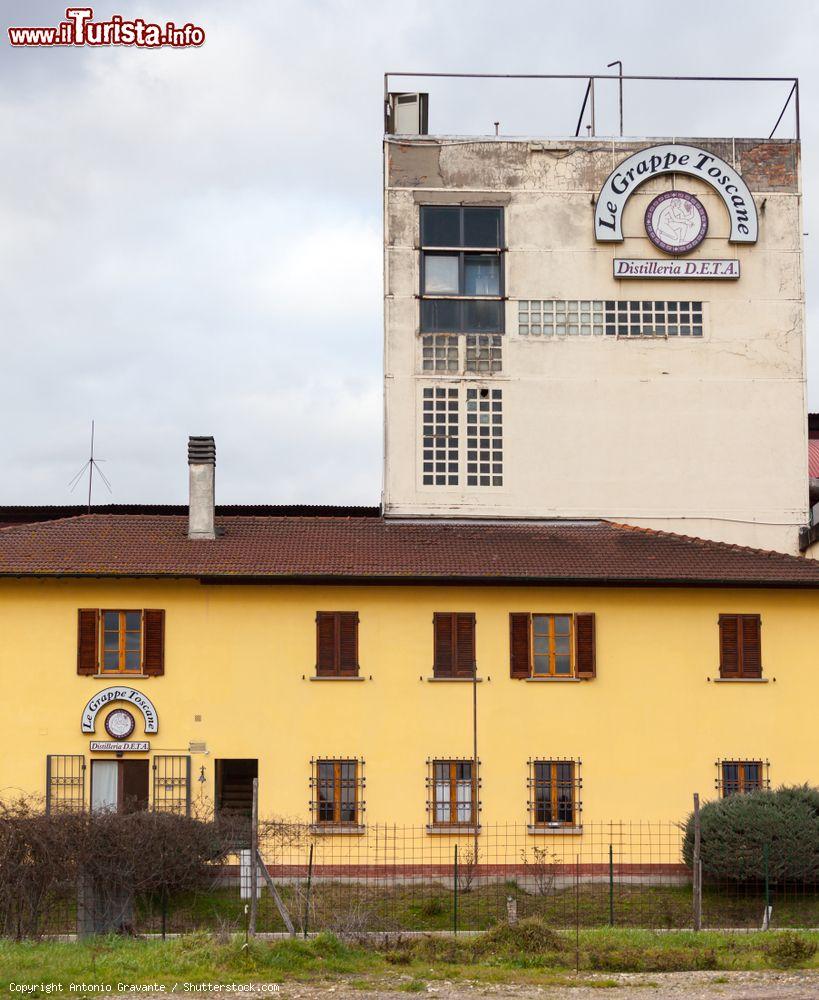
(383, 138), (807, 554)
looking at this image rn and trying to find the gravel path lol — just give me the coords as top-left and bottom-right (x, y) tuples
(279, 971), (819, 1000)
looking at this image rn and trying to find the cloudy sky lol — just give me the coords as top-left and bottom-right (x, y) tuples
(0, 0), (816, 505)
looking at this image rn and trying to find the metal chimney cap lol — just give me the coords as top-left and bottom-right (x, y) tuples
(188, 436), (216, 466)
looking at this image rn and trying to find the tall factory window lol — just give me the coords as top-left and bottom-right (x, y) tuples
(466, 387), (502, 486)
(422, 386), (459, 486)
(420, 206), (504, 334)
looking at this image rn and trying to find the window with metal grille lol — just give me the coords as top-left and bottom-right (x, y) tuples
(716, 759), (769, 797)
(310, 758), (365, 827)
(46, 755), (86, 814)
(152, 755), (191, 815)
(420, 206), (504, 334)
(528, 759), (582, 828)
(427, 758), (480, 828)
(422, 386), (459, 486)
(518, 300), (703, 337)
(466, 387), (502, 486)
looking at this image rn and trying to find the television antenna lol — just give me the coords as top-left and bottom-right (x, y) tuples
(68, 420), (112, 513)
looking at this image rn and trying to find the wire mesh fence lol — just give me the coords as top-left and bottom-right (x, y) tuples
(9, 820), (819, 937)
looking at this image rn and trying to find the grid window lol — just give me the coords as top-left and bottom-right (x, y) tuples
(529, 760), (581, 827)
(532, 614), (573, 676)
(717, 760), (769, 797)
(420, 206), (504, 334)
(518, 300), (703, 337)
(46, 755), (86, 814)
(311, 759), (364, 826)
(466, 388), (502, 487)
(429, 759), (477, 827)
(465, 334), (503, 373)
(421, 334), (460, 372)
(101, 610), (142, 673)
(422, 386), (459, 486)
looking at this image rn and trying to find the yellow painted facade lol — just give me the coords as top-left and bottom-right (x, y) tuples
(1, 578), (816, 832)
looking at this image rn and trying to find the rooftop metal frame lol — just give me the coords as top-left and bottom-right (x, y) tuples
(384, 72), (800, 141)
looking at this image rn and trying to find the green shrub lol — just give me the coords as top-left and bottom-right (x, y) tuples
(419, 897), (445, 917)
(682, 785), (819, 883)
(763, 931), (818, 968)
(472, 917), (566, 957)
(587, 945), (718, 972)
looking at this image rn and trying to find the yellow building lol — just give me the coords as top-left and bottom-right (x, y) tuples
(0, 441), (817, 856)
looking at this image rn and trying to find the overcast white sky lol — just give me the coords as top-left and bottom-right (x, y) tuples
(1, 0), (817, 505)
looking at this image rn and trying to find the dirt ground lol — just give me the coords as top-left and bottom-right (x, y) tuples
(279, 971), (819, 1000)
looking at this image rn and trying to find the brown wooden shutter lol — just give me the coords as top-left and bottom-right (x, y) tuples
(740, 615), (762, 678)
(143, 610), (165, 676)
(77, 609), (99, 675)
(574, 613), (596, 679)
(433, 613), (454, 677)
(509, 613), (531, 678)
(718, 614), (740, 677)
(454, 613), (476, 677)
(338, 612), (360, 677)
(316, 612), (338, 676)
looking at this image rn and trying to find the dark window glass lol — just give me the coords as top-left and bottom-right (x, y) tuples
(464, 255), (501, 295)
(463, 207), (502, 248)
(464, 299), (502, 332)
(421, 298), (460, 332)
(421, 206), (461, 247)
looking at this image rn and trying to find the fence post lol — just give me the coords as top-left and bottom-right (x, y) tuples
(303, 843), (314, 938)
(249, 777), (258, 936)
(506, 895), (518, 925)
(763, 843), (771, 929)
(692, 792), (702, 931)
(608, 843), (614, 926)
(453, 844), (458, 935)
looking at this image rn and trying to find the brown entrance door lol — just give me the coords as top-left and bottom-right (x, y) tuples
(120, 760), (149, 813)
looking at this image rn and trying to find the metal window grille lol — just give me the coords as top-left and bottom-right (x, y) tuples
(422, 386), (459, 486)
(152, 755), (192, 815)
(421, 334), (460, 372)
(527, 758), (583, 828)
(715, 759), (770, 797)
(426, 758), (481, 828)
(309, 758), (366, 827)
(466, 387), (502, 487)
(518, 300), (703, 337)
(465, 334), (503, 373)
(45, 755), (86, 814)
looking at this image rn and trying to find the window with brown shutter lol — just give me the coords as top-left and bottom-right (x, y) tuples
(718, 614), (762, 678)
(509, 613), (596, 679)
(315, 612), (359, 677)
(433, 612), (476, 677)
(77, 609), (165, 676)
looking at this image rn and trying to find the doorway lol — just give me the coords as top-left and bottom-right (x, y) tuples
(90, 760), (149, 813)
(215, 759), (258, 817)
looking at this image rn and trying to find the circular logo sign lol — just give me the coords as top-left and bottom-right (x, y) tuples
(104, 708), (136, 740)
(644, 191), (708, 255)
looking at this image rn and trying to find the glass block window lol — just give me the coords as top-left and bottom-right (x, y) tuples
(518, 300), (704, 337)
(465, 334), (503, 374)
(518, 300), (604, 336)
(422, 386), (459, 486)
(421, 334), (460, 373)
(466, 387), (502, 487)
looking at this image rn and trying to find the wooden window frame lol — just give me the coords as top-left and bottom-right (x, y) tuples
(528, 759), (582, 828)
(432, 612), (476, 678)
(427, 758), (479, 828)
(531, 613), (575, 677)
(100, 609), (143, 674)
(716, 759), (769, 797)
(310, 758), (365, 827)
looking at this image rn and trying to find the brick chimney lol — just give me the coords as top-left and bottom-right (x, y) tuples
(188, 436), (216, 540)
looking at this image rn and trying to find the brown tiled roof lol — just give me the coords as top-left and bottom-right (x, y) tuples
(0, 514), (818, 587)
